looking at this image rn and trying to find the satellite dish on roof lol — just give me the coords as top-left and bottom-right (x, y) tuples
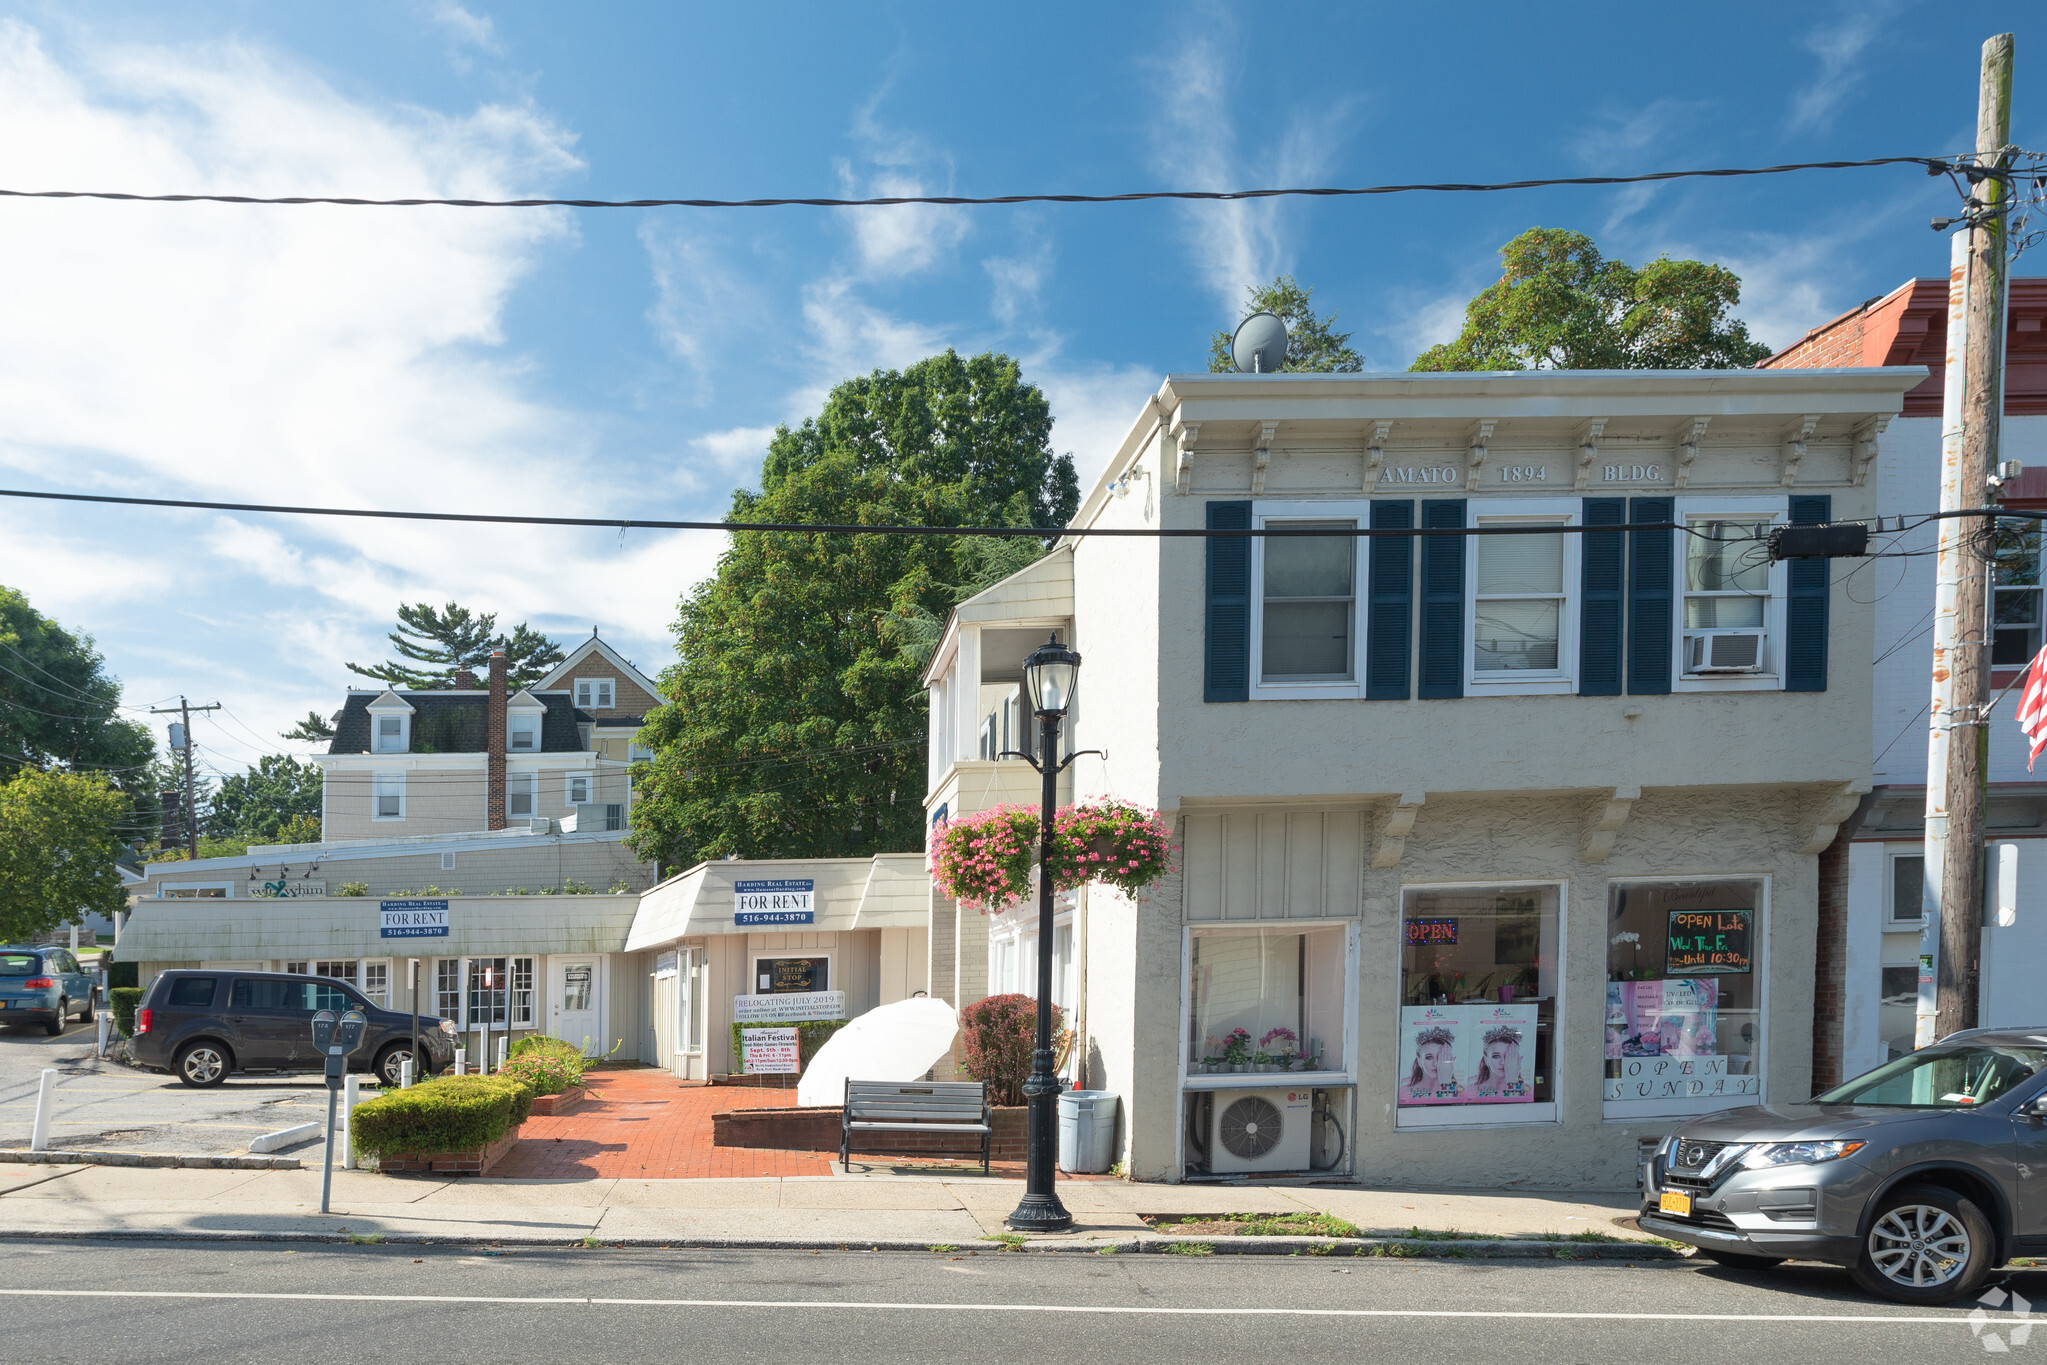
(1231, 311), (1289, 374)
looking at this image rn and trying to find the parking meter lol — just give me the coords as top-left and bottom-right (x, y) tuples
(311, 1008), (368, 1216)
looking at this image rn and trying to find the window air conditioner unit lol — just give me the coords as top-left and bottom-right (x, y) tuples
(527, 817), (553, 834)
(1686, 629), (1766, 673)
(564, 803), (625, 834)
(1207, 1088), (1313, 1175)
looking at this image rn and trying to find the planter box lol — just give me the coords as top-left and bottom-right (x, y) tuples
(377, 1126), (522, 1176)
(713, 1104), (1029, 1161)
(527, 1085), (586, 1116)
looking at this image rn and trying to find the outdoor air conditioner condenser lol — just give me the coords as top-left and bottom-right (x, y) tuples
(1206, 1088), (1313, 1175)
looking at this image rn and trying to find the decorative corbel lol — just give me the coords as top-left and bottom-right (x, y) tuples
(1467, 419), (1498, 484)
(1371, 791), (1426, 869)
(1572, 418), (1609, 491)
(1852, 415), (1891, 486)
(1780, 414), (1820, 488)
(1580, 785), (1641, 864)
(1173, 421), (1201, 496)
(1364, 419), (1393, 485)
(1252, 421), (1279, 495)
(1672, 417), (1711, 489)
(1800, 781), (1871, 856)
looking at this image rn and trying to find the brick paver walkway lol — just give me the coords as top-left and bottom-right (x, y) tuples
(493, 1070), (837, 1179)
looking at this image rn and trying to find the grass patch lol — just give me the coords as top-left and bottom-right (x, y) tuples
(1141, 1212), (1363, 1239)
(345, 1232), (383, 1245)
(927, 1245), (958, 1254)
(1095, 1244), (1119, 1255)
(980, 1233), (1025, 1251)
(581, 1236), (601, 1248)
(1367, 1242), (1421, 1258)
(1538, 1229), (1628, 1244)
(1162, 1242), (1214, 1256)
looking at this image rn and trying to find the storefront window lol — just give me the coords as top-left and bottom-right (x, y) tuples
(1604, 880), (1764, 1115)
(1188, 925), (1349, 1076)
(1398, 886), (1559, 1123)
(754, 956), (828, 994)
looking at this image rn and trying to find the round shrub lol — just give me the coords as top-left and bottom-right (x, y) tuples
(959, 993), (1066, 1107)
(496, 1050), (584, 1097)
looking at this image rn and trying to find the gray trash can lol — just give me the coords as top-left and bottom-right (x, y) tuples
(1057, 1089), (1120, 1174)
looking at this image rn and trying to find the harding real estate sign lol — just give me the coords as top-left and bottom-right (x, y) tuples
(379, 899), (450, 939)
(734, 878), (815, 926)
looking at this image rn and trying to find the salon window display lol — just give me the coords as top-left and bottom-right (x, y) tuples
(1604, 880), (1764, 1113)
(1398, 887), (1559, 1114)
(1187, 926), (1349, 1076)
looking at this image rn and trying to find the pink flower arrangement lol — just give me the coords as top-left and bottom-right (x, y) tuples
(928, 804), (1039, 910)
(1045, 799), (1175, 896)
(931, 799), (1175, 911)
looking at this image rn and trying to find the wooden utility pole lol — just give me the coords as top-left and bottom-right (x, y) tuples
(151, 696), (220, 860)
(1924, 33), (2013, 1041)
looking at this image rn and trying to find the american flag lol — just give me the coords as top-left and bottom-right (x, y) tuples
(2017, 645), (2047, 771)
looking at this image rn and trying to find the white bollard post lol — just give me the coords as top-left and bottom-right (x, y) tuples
(30, 1069), (57, 1152)
(97, 1011), (110, 1059)
(453, 1047), (466, 1076)
(342, 1074), (360, 1171)
(496, 1035), (508, 1071)
(399, 1059), (414, 1089)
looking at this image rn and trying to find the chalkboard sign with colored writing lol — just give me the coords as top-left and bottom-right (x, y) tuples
(1406, 918), (1458, 946)
(1667, 910), (1752, 975)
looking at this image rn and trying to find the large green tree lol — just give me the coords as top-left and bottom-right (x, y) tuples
(1411, 228), (1774, 372)
(0, 585), (160, 844)
(0, 767), (130, 939)
(1208, 275), (1364, 373)
(630, 350), (1077, 868)
(347, 602), (565, 691)
(205, 754), (324, 842)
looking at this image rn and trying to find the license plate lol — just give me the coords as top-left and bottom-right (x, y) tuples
(1659, 1191), (1692, 1216)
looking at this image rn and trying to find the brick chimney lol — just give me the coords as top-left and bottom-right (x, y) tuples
(486, 649), (507, 830)
(452, 668), (479, 689)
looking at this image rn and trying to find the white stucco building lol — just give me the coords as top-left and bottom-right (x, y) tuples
(925, 364), (1919, 1186)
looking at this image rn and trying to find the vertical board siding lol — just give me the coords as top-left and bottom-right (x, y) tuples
(1785, 494), (1832, 692)
(1179, 809), (1365, 921)
(1628, 496), (1675, 695)
(1418, 499), (1467, 698)
(1366, 499), (1415, 699)
(1205, 501), (1253, 702)
(1580, 498), (1626, 695)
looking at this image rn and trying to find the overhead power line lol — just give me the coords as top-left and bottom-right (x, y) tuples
(0, 155), (1964, 211)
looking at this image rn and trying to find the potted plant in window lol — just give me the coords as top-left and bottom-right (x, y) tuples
(1261, 1027), (1299, 1071)
(1222, 1027), (1251, 1072)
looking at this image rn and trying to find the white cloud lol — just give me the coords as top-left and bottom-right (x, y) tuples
(985, 237), (1052, 328)
(641, 221), (763, 395)
(1142, 21), (1353, 319)
(1787, 2), (1905, 132)
(836, 88), (970, 280)
(427, 3), (503, 57)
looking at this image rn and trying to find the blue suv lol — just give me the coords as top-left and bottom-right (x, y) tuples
(0, 946), (99, 1035)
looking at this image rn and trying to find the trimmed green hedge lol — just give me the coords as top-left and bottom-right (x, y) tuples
(508, 1034), (586, 1063)
(495, 1048), (586, 1096)
(729, 1018), (847, 1076)
(105, 959), (138, 990)
(109, 987), (143, 1038)
(350, 1075), (534, 1159)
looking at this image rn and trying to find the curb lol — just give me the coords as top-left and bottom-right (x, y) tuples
(0, 1229), (1683, 1258)
(0, 1151), (301, 1170)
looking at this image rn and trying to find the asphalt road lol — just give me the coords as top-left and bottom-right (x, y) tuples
(0, 1240), (2037, 1363)
(0, 1021), (327, 1154)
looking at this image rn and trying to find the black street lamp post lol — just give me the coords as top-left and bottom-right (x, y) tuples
(1000, 633), (1098, 1233)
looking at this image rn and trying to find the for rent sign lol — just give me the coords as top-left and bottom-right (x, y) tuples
(379, 900), (450, 939)
(735, 878), (815, 926)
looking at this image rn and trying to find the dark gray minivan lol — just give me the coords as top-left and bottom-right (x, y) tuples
(131, 969), (456, 1088)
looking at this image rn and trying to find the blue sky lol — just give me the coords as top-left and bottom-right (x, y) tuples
(0, 1), (2038, 786)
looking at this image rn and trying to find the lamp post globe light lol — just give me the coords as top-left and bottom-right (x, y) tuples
(1002, 633), (1095, 1233)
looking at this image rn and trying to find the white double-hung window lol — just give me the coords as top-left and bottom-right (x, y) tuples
(1466, 500), (1579, 694)
(1676, 496), (1785, 691)
(574, 677), (615, 709)
(372, 771), (405, 820)
(1252, 509), (1360, 696)
(507, 771), (538, 819)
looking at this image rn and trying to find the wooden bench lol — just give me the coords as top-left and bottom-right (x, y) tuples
(840, 1079), (991, 1173)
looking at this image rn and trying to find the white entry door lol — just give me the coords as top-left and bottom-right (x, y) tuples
(552, 957), (600, 1055)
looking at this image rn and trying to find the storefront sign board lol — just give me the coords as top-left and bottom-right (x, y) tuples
(735, 878), (815, 925)
(740, 1026), (801, 1075)
(1404, 918), (1458, 946)
(732, 990), (845, 1023)
(379, 900), (450, 938)
(1603, 1053), (1760, 1102)
(1666, 909), (1751, 974)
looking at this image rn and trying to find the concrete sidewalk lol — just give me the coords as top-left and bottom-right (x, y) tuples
(0, 1160), (1665, 1254)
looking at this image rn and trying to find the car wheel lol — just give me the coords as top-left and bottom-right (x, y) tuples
(44, 1000), (67, 1036)
(175, 1041), (232, 1088)
(77, 992), (94, 1024)
(376, 1043), (414, 1087)
(1701, 1250), (1787, 1271)
(1852, 1183), (1996, 1304)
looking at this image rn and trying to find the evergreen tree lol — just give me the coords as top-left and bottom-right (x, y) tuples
(1208, 276), (1364, 372)
(346, 602), (566, 690)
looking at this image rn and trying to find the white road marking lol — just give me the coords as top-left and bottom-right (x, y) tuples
(0, 1287), (1984, 1324)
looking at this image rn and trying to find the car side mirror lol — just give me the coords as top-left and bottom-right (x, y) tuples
(2023, 1094), (2047, 1123)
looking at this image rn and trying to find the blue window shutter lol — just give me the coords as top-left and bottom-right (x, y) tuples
(1785, 494), (1831, 692)
(1580, 498), (1625, 696)
(1205, 500), (1252, 702)
(1628, 497), (1674, 695)
(1366, 499), (1414, 699)
(1418, 498), (1466, 699)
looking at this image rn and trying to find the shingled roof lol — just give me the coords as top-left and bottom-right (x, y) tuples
(328, 691), (590, 755)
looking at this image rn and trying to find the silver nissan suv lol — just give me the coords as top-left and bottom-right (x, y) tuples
(1638, 1028), (2047, 1304)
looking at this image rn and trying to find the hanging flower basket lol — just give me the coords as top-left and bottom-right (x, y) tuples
(929, 804), (1039, 910)
(1047, 799), (1174, 896)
